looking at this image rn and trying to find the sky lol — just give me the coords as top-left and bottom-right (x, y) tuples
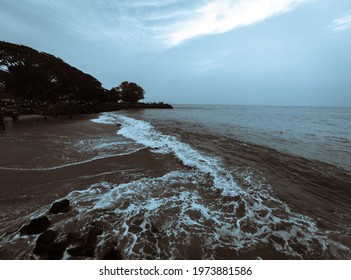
(0, 0), (351, 106)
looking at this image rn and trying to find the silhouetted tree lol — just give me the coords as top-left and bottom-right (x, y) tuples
(109, 86), (122, 103)
(0, 41), (104, 102)
(118, 81), (145, 103)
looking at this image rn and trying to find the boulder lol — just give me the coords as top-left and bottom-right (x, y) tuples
(47, 242), (67, 260)
(66, 232), (85, 244)
(33, 230), (58, 255)
(67, 243), (95, 258)
(87, 222), (104, 243)
(49, 199), (70, 214)
(20, 216), (50, 235)
(102, 247), (122, 260)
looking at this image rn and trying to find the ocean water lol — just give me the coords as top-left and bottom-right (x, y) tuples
(1, 105), (350, 259)
(134, 105), (351, 171)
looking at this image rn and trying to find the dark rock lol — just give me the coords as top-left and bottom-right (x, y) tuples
(19, 225), (29, 235)
(91, 221), (104, 234)
(49, 199), (70, 214)
(87, 222), (104, 243)
(66, 232), (85, 244)
(102, 247), (122, 260)
(67, 243), (95, 258)
(33, 230), (58, 255)
(47, 242), (67, 260)
(87, 229), (99, 243)
(20, 216), (50, 235)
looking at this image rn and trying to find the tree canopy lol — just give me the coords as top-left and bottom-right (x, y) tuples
(0, 41), (147, 106)
(0, 41), (106, 102)
(115, 81), (145, 104)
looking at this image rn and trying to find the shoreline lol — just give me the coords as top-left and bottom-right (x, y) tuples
(0, 115), (185, 260)
(0, 102), (172, 130)
(0, 115), (181, 222)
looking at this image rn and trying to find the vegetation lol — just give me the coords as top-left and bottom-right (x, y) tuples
(112, 81), (145, 104)
(0, 41), (147, 107)
(0, 41), (106, 102)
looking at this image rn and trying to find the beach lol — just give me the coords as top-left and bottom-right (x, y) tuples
(1, 106), (351, 260)
(0, 114), (183, 259)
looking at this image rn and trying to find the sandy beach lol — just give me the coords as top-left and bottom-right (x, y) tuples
(0, 114), (184, 259)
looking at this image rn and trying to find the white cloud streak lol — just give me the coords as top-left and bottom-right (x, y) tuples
(330, 14), (351, 33)
(7, 0), (309, 47)
(166, 0), (308, 46)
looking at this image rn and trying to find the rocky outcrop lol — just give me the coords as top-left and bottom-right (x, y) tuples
(67, 243), (95, 258)
(33, 230), (58, 255)
(49, 199), (70, 214)
(20, 216), (51, 235)
(87, 222), (104, 243)
(102, 247), (122, 260)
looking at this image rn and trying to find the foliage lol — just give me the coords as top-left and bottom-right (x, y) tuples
(0, 41), (146, 106)
(0, 41), (104, 102)
(116, 81), (145, 103)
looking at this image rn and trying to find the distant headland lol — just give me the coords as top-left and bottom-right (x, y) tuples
(0, 41), (172, 127)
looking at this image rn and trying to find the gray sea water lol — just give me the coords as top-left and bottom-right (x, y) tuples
(134, 105), (351, 171)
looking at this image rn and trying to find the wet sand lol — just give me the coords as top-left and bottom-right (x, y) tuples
(0, 115), (181, 243)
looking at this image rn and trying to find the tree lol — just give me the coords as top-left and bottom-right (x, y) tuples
(0, 41), (104, 102)
(109, 86), (121, 103)
(118, 81), (145, 103)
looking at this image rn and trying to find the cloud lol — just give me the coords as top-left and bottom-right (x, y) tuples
(165, 0), (308, 46)
(330, 14), (351, 32)
(2, 0), (309, 47)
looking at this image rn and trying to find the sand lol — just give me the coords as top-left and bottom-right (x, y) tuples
(0, 114), (180, 233)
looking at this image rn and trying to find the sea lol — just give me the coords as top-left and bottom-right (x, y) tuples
(1, 105), (351, 259)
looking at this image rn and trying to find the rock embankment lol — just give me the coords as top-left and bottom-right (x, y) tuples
(18, 199), (122, 260)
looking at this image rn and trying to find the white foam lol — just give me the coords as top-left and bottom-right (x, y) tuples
(100, 114), (239, 194)
(90, 113), (118, 125)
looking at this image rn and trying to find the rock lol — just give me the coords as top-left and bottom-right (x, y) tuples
(66, 232), (85, 244)
(33, 230), (58, 255)
(20, 216), (50, 235)
(49, 199), (70, 214)
(19, 225), (29, 235)
(102, 247), (122, 260)
(91, 221), (104, 234)
(87, 222), (104, 243)
(67, 243), (95, 258)
(47, 242), (67, 260)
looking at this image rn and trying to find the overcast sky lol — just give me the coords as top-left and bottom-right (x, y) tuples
(1, 0), (351, 106)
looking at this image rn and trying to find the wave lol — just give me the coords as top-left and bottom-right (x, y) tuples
(84, 113), (345, 259)
(2, 112), (349, 259)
